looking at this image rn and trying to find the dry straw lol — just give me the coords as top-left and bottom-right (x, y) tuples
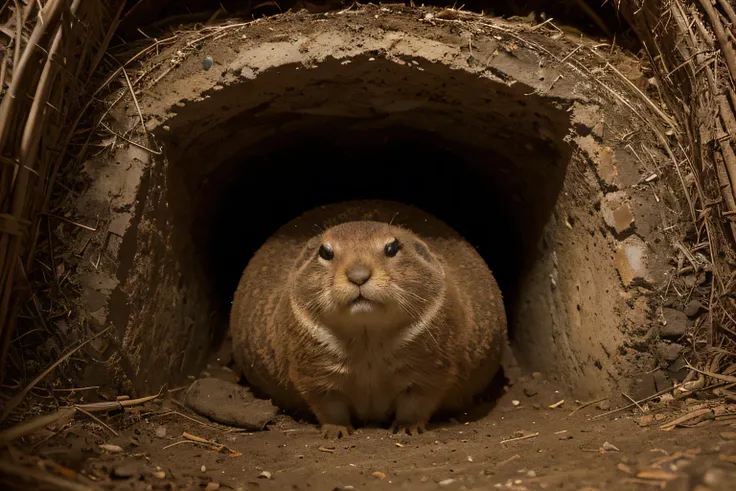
(0, 1), (125, 378)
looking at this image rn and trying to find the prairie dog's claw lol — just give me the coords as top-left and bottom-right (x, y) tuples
(389, 422), (427, 436)
(321, 424), (354, 439)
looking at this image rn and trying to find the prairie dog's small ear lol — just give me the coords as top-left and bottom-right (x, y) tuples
(413, 238), (434, 263)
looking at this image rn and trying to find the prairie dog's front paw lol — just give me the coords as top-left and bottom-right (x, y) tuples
(389, 421), (427, 436)
(321, 423), (354, 439)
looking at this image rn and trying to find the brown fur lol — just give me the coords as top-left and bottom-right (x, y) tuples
(230, 200), (507, 437)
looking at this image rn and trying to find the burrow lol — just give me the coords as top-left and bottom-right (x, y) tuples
(76, 7), (676, 402)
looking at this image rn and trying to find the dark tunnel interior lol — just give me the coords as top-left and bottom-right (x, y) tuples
(181, 123), (571, 348)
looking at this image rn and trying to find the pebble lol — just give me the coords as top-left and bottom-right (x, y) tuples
(205, 483), (220, 491)
(684, 300), (704, 318)
(597, 400), (611, 411)
(512, 400), (520, 406)
(202, 55), (214, 71)
(201, 465), (207, 473)
(259, 471), (272, 479)
(112, 463), (139, 479)
(527, 470), (536, 477)
(657, 341), (684, 362)
(99, 444), (123, 453)
(155, 426), (167, 438)
(152, 471), (165, 479)
(660, 308), (690, 339)
(372, 471), (387, 479)
(439, 479), (457, 486)
(523, 387), (538, 397)
(602, 441), (620, 452)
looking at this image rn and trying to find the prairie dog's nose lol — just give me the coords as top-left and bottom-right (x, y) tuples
(346, 264), (372, 286)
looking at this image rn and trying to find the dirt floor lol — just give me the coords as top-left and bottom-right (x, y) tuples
(4, 368), (736, 491)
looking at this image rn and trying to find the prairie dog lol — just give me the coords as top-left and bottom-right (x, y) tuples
(230, 201), (506, 438)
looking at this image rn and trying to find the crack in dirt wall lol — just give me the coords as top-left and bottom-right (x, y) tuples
(74, 6), (677, 401)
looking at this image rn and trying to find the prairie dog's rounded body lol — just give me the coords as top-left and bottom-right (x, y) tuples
(230, 201), (506, 437)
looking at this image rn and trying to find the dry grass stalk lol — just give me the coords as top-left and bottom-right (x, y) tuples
(0, 0), (125, 388)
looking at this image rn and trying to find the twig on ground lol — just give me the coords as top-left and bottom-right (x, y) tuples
(593, 386), (677, 420)
(569, 397), (608, 416)
(75, 407), (118, 437)
(500, 432), (539, 444)
(623, 392), (647, 413)
(660, 408), (714, 430)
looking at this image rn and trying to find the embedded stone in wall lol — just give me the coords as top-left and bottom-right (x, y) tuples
(596, 146), (619, 187)
(573, 135), (619, 188)
(601, 191), (634, 235)
(615, 235), (650, 286)
(660, 308), (690, 340)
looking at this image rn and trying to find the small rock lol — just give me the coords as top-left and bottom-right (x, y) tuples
(657, 342), (684, 362)
(152, 471), (165, 479)
(113, 462), (140, 479)
(512, 400), (521, 406)
(559, 434), (573, 440)
(201, 465), (207, 473)
(720, 432), (736, 440)
(372, 471), (386, 480)
(205, 483), (220, 491)
(601, 191), (634, 234)
(636, 415), (654, 427)
(684, 300), (704, 318)
(602, 442), (620, 452)
(596, 400), (611, 411)
(653, 369), (672, 392)
(259, 471), (272, 479)
(99, 444), (123, 453)
(185, 378), (278, 430)
(155, 426), (167, 438)
(532, 372), (542, 379)
(660, 308), (690, 339)
(439, 479), (457, 486)
(527, 470), (536, 477)
(202, 55), (214, 71)
(523, 387), (538, 397)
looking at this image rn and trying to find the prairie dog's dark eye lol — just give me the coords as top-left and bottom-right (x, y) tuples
(318, 244), (334, 261)
(384, 238), (401, 258)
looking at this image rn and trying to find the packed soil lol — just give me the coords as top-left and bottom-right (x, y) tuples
(6, 369), (736, 491)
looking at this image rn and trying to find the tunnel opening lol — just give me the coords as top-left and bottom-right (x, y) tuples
(156, 54), (576, 390)
(193, 123), (571, 349)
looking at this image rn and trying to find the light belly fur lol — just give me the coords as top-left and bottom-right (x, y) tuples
(326, 338), (408, 422)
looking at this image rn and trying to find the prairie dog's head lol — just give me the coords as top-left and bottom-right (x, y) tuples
(290, 221), (446, 333)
